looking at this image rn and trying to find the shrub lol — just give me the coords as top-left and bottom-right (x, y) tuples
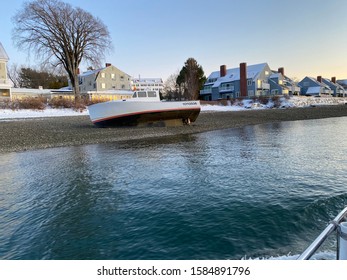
(48, 97), (74, 109)
(15, 97), (47, 110)
(257, 96), (270, 105)
(272, 95), (282, 108)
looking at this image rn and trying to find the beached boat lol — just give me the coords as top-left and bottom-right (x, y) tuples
(88, 90), (201, 127)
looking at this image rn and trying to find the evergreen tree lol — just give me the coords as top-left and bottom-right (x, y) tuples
(176, 58), (206, 100)
(19, 67), (68, 89)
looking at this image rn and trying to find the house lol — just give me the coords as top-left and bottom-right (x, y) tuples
(268, 67), (300, 96)
(336, 80), (347, 97)
(322, 77), (346, 97)
(79, 63), (132, 93)
(298, 76), (333, 96)
(200, 62), (272, 101)
(0, 42), (11, 100)
(132, 78), (164, 92)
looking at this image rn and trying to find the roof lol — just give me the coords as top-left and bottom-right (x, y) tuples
(0, 42), (9, 61)
(207, 63), (269, 87)
(79, 68), (102, 77)
(322, 78), (344, 89)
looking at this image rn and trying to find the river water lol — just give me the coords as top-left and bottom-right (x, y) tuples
(1, 117), (346, 260)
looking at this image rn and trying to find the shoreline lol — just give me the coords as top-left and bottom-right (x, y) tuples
(1, 105), (347, 153)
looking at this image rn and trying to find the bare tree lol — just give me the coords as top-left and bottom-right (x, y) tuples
(7, 63), (21, 88)
(162, 71), (180, 100)
(12, 0), (112, 101)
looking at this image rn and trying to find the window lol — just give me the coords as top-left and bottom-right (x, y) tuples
(101, 83), (106, 89)
(111, 73), (115, 79)
(148, 91), (157, 97)
(138, 91), (147, 97)
(247, 79), (252, 86)
(101, 72), (105, 78)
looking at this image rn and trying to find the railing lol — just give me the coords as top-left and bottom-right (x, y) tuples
(200, 88), (212, 94)
(297, 206), (347, 260)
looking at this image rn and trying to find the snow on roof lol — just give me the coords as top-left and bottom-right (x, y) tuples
(0, 42), (9, 61)
(322, 78), (344, 89)
(79, 68), (102, 77)
(208, 63), (268, 87)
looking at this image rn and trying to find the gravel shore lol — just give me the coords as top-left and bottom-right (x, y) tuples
(1, 105), (347, 153)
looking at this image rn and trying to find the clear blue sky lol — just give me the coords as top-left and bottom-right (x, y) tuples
(1, 0), (347, 81)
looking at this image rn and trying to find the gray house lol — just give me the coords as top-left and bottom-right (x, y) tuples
(268, 68), (300, 96)
(337, 79), (347, 97)
(200, 62), (272, 100)
(322, 77), (345, 97)
(298, 76), (332, 96)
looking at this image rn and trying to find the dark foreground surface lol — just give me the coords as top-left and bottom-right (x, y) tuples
(1, 105), (347, 153)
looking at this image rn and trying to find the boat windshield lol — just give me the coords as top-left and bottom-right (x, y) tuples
(147, 91), (157, 97)
(132, 91), (158, 99)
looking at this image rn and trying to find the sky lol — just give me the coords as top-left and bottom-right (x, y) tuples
(1, 0), (347, 82)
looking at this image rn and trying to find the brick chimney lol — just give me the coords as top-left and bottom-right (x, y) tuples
(331, 77), (336, 83)
(240, 62), (247, 97)
(105, 63), (111, 67)
(317, 76), (322, 83)
(220, 65), (227, 77)
(278, 67), (284, 76)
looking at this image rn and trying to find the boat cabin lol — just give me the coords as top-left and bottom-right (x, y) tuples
(132, 90), (160, 101)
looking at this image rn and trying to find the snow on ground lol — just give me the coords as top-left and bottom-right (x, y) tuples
(200, 96), (347, 112)
(0, 108), (88, 120)
(0, 96), (346, 120)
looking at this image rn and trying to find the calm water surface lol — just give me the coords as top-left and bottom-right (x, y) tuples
(0, 117), (347, 259)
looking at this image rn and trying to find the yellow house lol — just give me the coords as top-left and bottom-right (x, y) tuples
(0, 42), (11, 99)
(79, 63), (132, 93)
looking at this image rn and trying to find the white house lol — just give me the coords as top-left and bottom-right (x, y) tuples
(132, 77), (164, 92)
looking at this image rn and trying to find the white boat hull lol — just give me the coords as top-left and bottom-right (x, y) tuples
(88, 100), (201, 127)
